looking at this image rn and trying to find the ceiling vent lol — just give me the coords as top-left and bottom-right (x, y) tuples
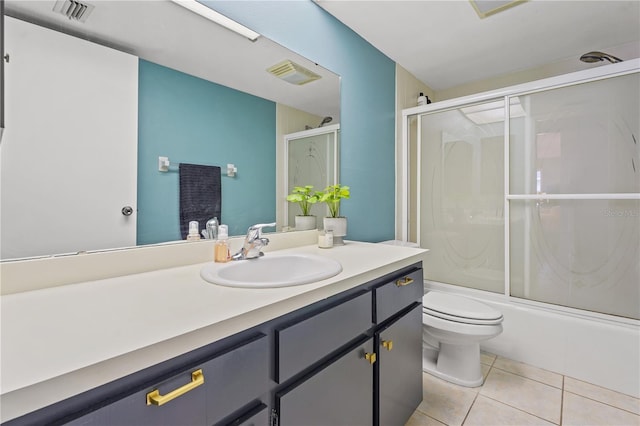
(52, 0), (95, 23)
(267, 60), (322, 85)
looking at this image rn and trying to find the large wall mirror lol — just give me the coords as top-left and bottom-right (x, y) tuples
(0, 0), (340, 261)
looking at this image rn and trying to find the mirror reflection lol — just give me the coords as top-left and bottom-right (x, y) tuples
(0, 0), (340, 260)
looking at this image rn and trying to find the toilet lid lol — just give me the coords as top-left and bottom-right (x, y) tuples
(423, 292), (503, 324)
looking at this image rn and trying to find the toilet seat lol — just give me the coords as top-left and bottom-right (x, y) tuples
(423, 292), (503, 325)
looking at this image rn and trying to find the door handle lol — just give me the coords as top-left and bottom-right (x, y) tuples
(121, 206), (134, 216)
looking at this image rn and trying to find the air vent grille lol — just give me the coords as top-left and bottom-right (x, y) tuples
(267, 60), (321, 85)
(52, 0), (94, 23)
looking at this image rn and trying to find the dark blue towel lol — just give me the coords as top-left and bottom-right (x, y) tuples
(179, 163), (221, 239)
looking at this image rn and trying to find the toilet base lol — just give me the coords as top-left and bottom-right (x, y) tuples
(422, 342), (484, 387)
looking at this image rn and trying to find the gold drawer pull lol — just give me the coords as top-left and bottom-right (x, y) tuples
(382, 340), (393, 351)
(364, 352), (377, 365)
(146, 369), (204, 406)
(395, 277), (414, 287)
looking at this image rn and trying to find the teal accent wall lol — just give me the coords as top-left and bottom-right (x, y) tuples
(207, 0), (397, 242)
(137, 60), (276, 243)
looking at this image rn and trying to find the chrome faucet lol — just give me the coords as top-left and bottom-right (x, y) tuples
(231, 222), (276, 260)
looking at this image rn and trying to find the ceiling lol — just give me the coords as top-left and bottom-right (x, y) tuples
(4, 0), (341, 120)
(315, 0), (640, 92)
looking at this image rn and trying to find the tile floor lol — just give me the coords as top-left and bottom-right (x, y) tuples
(406, 353), (640, 426)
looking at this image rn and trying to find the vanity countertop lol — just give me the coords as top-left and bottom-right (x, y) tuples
(0, 240), (427, 422)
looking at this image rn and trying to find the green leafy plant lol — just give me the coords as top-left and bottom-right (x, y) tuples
(318, 184), (350, 218)
(286, 185), (319, 216)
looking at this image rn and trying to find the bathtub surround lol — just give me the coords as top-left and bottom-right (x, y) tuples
(404, 61), (640, 399)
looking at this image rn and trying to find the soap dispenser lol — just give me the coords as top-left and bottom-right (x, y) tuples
(186, 221), (201, 241)
(214, 224), (230, 263)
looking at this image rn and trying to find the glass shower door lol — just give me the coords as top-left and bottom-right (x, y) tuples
(508, 73), (640, 319)
(418, 100), (507, 293)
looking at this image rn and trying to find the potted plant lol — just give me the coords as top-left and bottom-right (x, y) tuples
(318, 184), (350, 245)
(286, 185), (319, 230)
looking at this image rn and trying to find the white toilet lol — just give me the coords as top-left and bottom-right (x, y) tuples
(422, 291), (503, 387)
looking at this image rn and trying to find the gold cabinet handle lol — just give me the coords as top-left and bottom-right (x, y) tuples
(146, 369), (204, 406)
(395, 277), (414, 287)
(382, 340), (393, 351)
(364, 352), (377, 365)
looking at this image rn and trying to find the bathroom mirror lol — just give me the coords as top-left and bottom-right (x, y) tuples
(0, 0), (340, 260)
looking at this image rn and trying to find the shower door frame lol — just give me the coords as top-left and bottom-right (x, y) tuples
(401, 59), (640, 325)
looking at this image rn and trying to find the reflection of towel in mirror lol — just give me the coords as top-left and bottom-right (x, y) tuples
(179, 163), (221, 239)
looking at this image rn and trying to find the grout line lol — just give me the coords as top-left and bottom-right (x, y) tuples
(460, 392), (480, 426)
(559, 375), (565, 425)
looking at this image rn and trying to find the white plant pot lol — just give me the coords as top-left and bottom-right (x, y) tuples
(294, 215), (317, 231)
(323, 217), (347, 245)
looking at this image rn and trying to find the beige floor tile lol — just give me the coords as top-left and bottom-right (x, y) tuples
(480, 352), (496, 366)
(417, 372), (479, 426)
(480, 368), (562, 424)
(463, 395), (556, 426)
(493, 357), (563, 388)
(405, 410), (447, 426)
(564, 376), (640, 416)
(562, 391), (640, 426)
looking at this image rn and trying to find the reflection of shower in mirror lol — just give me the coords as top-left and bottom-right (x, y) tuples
(291, 141), (327, 188)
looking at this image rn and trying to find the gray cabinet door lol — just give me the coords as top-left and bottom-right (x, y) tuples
(378, 303), (423, 426)
(276, 336), (374, 426)
(275, 290), (372, 383)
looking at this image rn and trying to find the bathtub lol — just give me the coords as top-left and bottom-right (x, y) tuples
(424, 281), (640, 398)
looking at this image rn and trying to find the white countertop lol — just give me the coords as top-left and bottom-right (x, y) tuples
(0, 241), (427, 422)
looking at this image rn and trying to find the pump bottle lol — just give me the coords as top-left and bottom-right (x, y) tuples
(214, 224), (230, 263)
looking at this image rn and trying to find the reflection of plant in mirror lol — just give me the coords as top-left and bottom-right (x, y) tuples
(319, 184), (350, 218)
(286, 185), (319, 216)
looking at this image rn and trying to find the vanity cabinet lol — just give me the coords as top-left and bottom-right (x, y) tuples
(3, 263), (423, 426)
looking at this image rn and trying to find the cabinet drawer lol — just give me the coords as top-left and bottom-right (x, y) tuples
(94, 334), (269, 426)
(375, 268), (423, 323)
(275, 291), (372, 383)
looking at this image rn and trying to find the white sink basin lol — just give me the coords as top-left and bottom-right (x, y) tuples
(200, 253), (343, 288)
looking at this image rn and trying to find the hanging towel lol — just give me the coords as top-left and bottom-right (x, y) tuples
(179, 163), (221, 239)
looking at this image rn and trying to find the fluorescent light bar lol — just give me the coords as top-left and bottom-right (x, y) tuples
(170, 0), (260, 41)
